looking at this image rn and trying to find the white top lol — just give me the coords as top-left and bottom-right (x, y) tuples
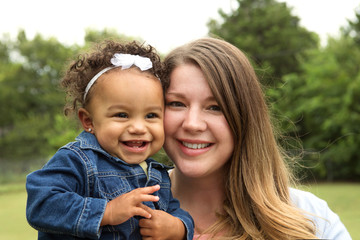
(193, 188), (352, 240)
(290, 188), (352, 239)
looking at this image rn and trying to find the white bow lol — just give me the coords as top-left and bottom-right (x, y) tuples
(110, 53), (153, 71)
(83, 53), (153, 101)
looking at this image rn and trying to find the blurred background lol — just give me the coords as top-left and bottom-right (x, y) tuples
(0, 0), (359, 239)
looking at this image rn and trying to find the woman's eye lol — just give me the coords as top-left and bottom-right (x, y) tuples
(166, 101), (185, 107)
(146, 113), (158, 119)
(208, 105), (222, 112)
(115, 112), (128, 118)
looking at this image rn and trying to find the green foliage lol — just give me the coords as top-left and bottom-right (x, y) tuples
(0, 29), (138, 164)
(270, 35), (360, 181)
(0, 30), (79, 162)
(208, 0), (318, 83)
(84, 28), (143, 46)
(343, 5), (360, 44)
(152, 148), (172, 166)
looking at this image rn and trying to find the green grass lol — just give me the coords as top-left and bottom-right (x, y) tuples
(0, 182), (37, 239)
(0, 182), (358, 239)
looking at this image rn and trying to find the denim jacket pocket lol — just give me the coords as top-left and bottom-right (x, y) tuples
(96, 173), (140, 237)
(96, 173), (131, 200)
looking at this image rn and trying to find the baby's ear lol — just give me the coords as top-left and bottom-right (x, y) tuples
(78, 108), (93, 132)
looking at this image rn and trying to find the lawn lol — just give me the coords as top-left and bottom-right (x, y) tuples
(0, 182), (37, 239)
(0, 182), (358, 239)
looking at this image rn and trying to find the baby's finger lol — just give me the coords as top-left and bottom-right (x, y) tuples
(123, 185), (160, 206)
(134, 204), (152, 219)
(140, 204), (154, 215)
(131, 185), (160, 203)
(139, 194), (159, 203)
(139, 184), (160, 194)
(141, 237), (153, 240)
(138, 205), (155, 228)
(139, 226), (153, 237)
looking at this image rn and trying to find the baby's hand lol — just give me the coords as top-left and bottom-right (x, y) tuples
(139, 206), (186, 240)
(100, 185), (160, 226)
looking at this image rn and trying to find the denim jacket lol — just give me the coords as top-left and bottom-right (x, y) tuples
(26, 131), (194, 239)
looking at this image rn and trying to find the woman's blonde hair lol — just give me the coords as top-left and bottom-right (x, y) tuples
(162, 37), (317, 239)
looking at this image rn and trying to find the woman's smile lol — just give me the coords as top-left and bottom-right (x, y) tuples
(181, 141), (211, 149)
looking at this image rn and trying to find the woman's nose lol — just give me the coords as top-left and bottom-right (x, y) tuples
(182, 107), (207, 132)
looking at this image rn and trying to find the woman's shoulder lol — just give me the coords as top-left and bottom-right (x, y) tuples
(289, 187), (352, 239)
(289, 187), (327, 213)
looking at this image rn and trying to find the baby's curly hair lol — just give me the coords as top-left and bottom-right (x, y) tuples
(61, 40), (163, 116)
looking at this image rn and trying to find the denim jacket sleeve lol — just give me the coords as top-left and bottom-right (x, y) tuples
(26, 146), (107, 239)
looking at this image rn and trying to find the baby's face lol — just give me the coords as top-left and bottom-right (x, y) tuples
(87, 68), (164, 164)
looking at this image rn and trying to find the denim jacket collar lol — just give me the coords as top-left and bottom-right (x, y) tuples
(76, 131), (112, 156)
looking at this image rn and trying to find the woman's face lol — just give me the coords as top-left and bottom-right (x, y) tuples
(164, 64), (234, 178)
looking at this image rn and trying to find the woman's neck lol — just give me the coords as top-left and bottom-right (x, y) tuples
(170, 168), (226, 234)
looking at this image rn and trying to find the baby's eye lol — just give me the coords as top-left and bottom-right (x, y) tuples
(146, 113), (159, 119)
(115, 112), (128, 118)
(166, 101), (185, 107)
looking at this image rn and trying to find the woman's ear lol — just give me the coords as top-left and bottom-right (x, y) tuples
(78, 108), (93, 132)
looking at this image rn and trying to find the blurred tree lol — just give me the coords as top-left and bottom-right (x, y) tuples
(343, 5), (360, 46)
(269, 35), (360, 181)
(0, 30), (80, 161)
(84, 28), (141, 45)
(207, 0), (318, 84)
(0, 29), (146, 165)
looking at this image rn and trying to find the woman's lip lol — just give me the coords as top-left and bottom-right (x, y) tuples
(178, 139), (212, 144)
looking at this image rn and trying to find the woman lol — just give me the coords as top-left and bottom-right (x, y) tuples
(161, 37), (351, 239)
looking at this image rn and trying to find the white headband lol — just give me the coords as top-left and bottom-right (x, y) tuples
(83, 53), (153, 101)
